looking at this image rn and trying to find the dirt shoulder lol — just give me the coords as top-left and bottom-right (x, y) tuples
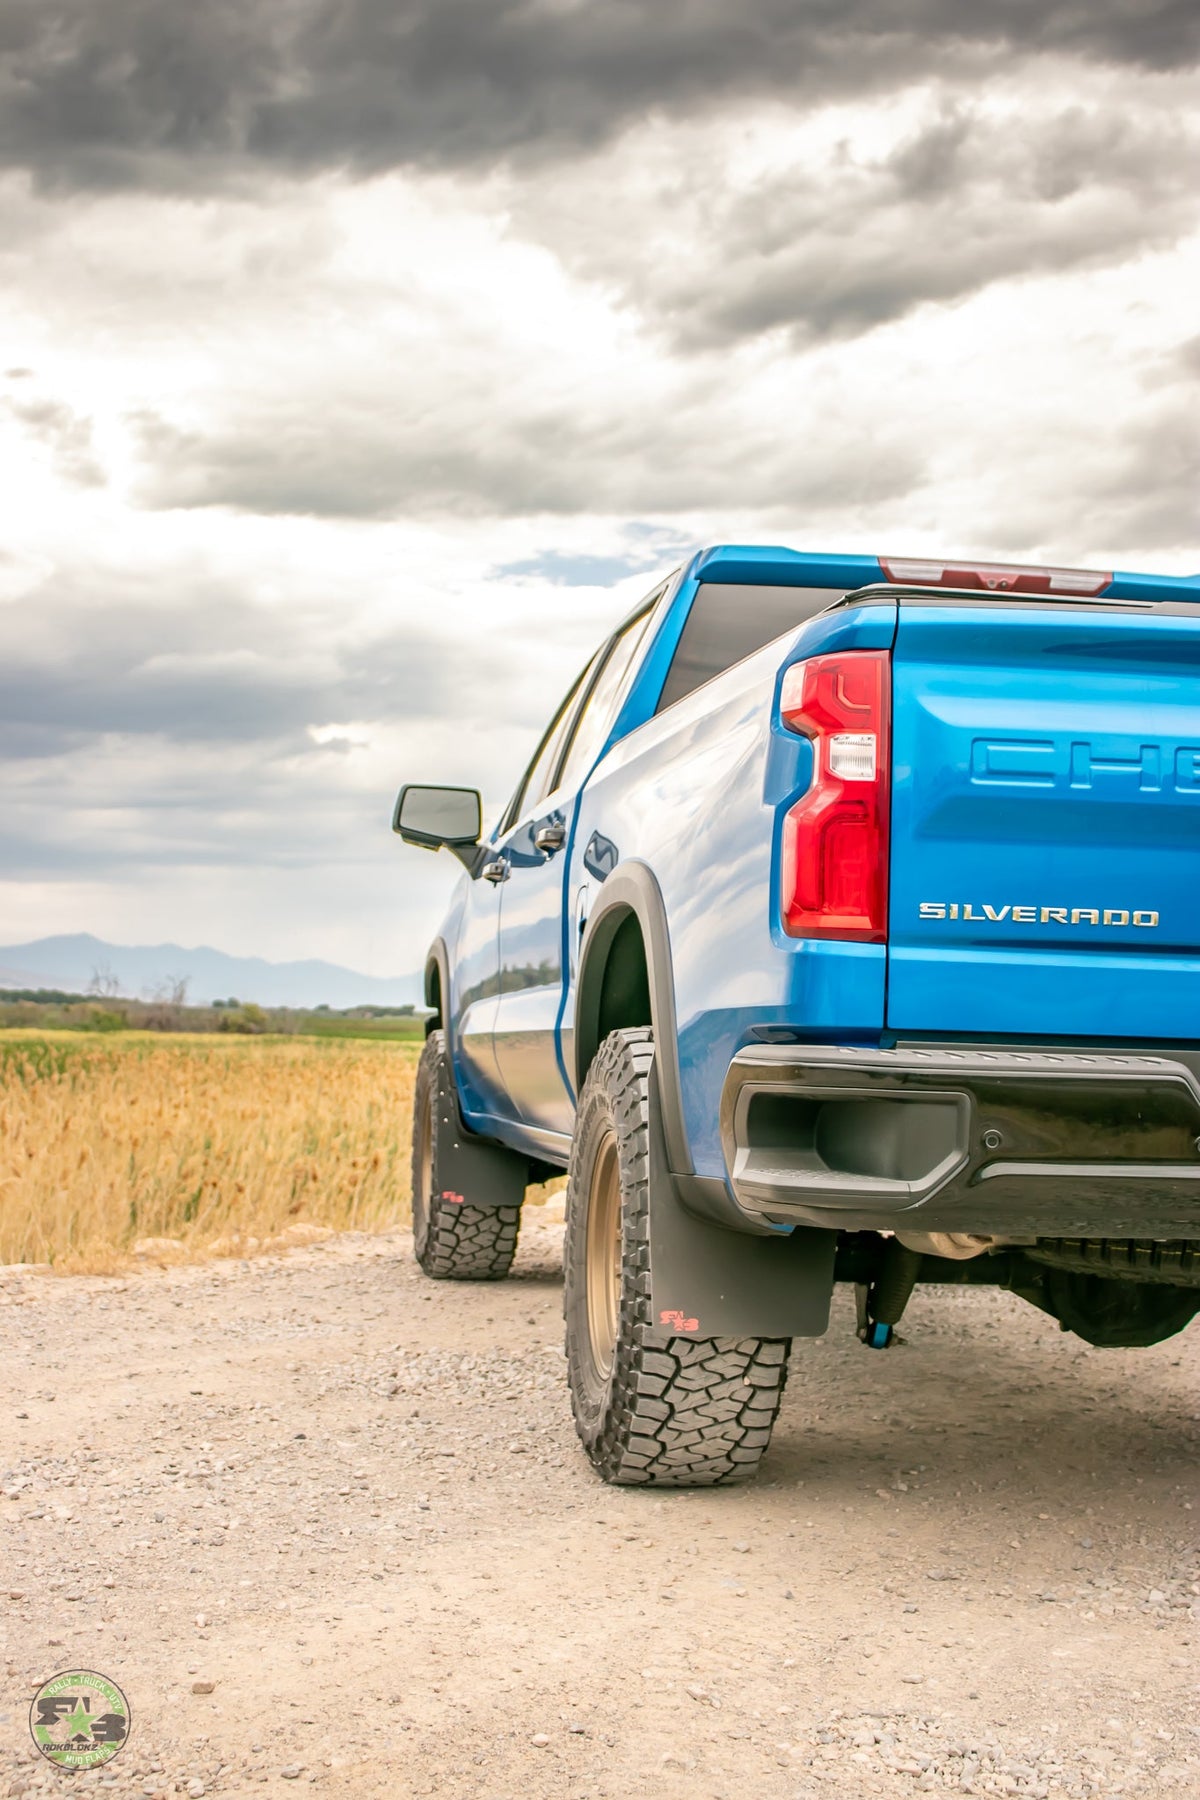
(2, 1214), (1198, 1798)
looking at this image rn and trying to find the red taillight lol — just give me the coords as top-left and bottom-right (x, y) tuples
(879, 556), (1111, 596)
(779, 650), (890, 942)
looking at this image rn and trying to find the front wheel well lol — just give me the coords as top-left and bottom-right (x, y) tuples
(575, 907), (651, 1091)
(424, 957), (443, 1037)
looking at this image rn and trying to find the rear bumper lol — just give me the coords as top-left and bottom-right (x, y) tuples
(719, 1043), (1200, 1237)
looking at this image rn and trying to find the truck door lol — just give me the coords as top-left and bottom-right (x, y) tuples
(492, 607), (652, 1138)
(886, 598), (1200, 1040)
(465, 647), (601, 1134)
(450, 873), (506, 1119)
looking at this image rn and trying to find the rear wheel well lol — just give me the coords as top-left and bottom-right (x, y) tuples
(576, 908), (651, 1090)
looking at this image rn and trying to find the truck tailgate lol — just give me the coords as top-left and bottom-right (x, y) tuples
(886, 602), (1200, 1040)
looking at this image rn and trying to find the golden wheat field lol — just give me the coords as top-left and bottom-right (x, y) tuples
(0, 1031), (422, 1273)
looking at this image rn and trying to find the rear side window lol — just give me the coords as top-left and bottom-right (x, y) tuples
(655, 583), (843, 714)
(497, 649), (604, 835)
(555, 609), (652, 796)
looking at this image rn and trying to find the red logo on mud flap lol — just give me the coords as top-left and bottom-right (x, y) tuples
(441, 1191), (465, 1204)
(659, 1308), (700, 1333)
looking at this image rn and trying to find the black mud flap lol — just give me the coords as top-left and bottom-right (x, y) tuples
(433, 1044), (529, 1209)
(645, 1064), (836, 1342)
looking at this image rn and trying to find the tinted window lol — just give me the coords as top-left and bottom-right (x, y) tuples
(655, 583), (843, 714)
(555, 610), (652, 796)
(500, 654), (599, 833)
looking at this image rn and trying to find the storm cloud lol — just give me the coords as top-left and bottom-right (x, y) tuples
(0, 562), (489, 754)
(534, 100), (1200, 350)
(129, 375), (929, 522)
(0, 538), (626, 962)
(1, 0), (1197, 192)
(1, 0), (1197, 974)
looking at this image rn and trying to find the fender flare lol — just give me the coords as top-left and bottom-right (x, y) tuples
(576, 860), (785, 1242)
(573, 860), (691, 1176)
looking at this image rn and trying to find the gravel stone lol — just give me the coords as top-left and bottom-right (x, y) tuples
(1, 1218), (1194, 1800)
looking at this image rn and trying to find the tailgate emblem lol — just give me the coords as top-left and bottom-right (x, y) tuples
(919, 902), (1159, 927)
(970, 737), (1200, 791)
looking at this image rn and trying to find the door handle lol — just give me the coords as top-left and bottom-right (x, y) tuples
(534, 822), (566, 855)
(481, 858), (509, 883)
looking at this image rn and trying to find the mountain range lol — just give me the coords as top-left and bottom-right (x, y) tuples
(0, 933), (422, 1011)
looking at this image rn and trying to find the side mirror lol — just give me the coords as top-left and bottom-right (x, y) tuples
(392, 784), (482, 870)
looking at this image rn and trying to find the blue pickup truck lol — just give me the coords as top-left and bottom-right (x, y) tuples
(393, 545), (1200, 1487)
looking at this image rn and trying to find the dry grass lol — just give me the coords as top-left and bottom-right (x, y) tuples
(0, 1031), (421, 1273)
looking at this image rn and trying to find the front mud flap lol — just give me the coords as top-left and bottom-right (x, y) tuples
(645, 1065), (836, 1343)
(433, 1041), (529, 1208)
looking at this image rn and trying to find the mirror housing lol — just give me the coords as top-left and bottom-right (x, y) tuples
(392, 784), (483, 870)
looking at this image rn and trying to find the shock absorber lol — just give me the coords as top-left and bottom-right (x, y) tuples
(856, 1239), (924, 1349)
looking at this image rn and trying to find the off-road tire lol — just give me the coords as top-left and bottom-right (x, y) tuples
(564, 1027), (790, 1485)
(410, 1030), (521, 1280)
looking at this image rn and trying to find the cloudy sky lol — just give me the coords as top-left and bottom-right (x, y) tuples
(1, 0), (1197, 980)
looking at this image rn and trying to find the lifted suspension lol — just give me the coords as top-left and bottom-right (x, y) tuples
(854, 1239), (925, 1349)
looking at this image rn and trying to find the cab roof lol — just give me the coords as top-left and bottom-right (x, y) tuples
(690, 545), (1200, 607)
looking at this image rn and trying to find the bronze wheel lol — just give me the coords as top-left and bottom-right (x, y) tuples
(585, 1129), (622, 1383)
(564, 1028), (791, 1485)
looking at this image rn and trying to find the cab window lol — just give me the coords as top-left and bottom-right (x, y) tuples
(655, 583), (842, 714)
(554, 609), (652, 797)
(500, 645), (609, 835)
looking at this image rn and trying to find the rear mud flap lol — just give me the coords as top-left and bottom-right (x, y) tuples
(645, 1064), (836, 1342)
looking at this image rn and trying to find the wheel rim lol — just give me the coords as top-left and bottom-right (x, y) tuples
(585, 1130), (622, 1382)
(414, 1081), (433, 1245)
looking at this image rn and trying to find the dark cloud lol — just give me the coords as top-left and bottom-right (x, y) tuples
(530, 101), (1200, 349)
(0, 731), (424, 955)
(129, 385), (926, 521)
(939, 360), (1200, 561)
(0, 557), (610, 953)
(1, 0), (1196, 191)
(1088, 388), (1200, 557)
(0, 565), (459, 753)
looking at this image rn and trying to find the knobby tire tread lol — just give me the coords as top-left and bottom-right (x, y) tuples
(564, 1027), (790, 1486)
(411, 1031), (521, 1281)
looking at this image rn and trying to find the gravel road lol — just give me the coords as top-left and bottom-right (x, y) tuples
(2, 1210), (1198, 1799)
